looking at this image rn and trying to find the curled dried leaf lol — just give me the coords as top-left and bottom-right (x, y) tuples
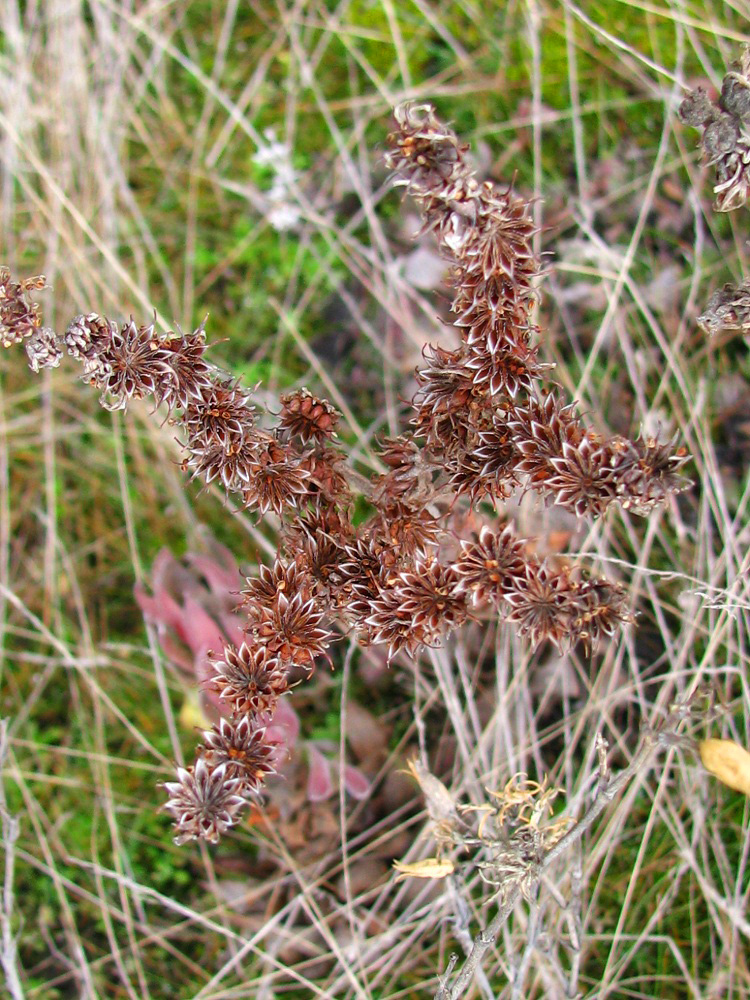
(405, 758), (459, 826)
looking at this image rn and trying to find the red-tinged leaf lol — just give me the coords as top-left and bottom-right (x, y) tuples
(187, 552), (242, 597)
(180, 597), (225, 657)
(157, 632), (194, 675)
(343, 764), (371, 800)
(134, 583), (186, 637)
(220, 612), (246, 648)
(273, 699), (300, 745)
(306, 745), (334, 801)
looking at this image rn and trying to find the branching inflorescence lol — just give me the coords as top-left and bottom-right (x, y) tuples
(0, 104), (690, 844)
(679, 46), (750, 338)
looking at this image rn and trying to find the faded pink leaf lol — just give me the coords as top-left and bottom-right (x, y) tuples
(306, 745), (334, 802)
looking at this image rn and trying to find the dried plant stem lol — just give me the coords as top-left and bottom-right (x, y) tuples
(436, 725), (672, 1000)
(0, 719), (25, 1000)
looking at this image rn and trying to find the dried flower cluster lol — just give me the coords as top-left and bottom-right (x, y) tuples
(386, 104), (688, 516)
(398, 760), (571, 903)
(679, 48), (750, 342)
(679, 46), (750, 213)
(1, 103), (690, 843)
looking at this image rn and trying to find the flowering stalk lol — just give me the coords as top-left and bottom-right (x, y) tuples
(0, 104), (690, 843)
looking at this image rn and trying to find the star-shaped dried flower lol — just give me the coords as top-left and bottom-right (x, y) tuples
(162, 757), (247, 845)
(208, 642), (289, 716)
(200, 716), (277, 791)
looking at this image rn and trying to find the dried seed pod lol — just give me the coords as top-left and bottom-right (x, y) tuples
(279, 388), (340, 443)
(699, 738), (750, 795)
(26, 327), (63, 372)
(678, 88), (718, 127)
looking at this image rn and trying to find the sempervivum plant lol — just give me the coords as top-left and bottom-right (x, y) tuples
(0, 103), (690, 844)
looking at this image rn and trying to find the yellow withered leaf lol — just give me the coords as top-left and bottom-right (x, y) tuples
(179, 690), (211, 732)
(699, 738), (750, 796)
(393, 858), (455, 882)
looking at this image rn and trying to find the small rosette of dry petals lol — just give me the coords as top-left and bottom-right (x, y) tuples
(64, 312), (117, 363)
(242, 557), (310, 607)
(200, 716), (277, 791)
(0, 267), (45, 347)
(611, 434), (690, 514)
(369, 499), (442, 559)
(158, 324), (215, 409)
(280, 388), (340, 443)
(185, 378), (256, 450)
(453, 422), (517, 501)
(289, 514), (351, 599)
(454, 525), (528, 606)
(162, 757), (247, 845)
(187, 435), (263, 493)
(208, 641), (289, 715)
(509, 393), (585, 489)
(334, 535), (392, 620)
(503, 561), (579, 650)
(455, 292), (532, 356)
(571, 577), (632, 651)
(543, 433), (621, 518)
(453, 185), (537, 284)
(242, 439), (311, 515)
(250, 590), (333, 672)
(412, 345), (485, 452)
(414, 344), (478, 416)
(465, 341), (551, 398)
(86, 318), (177, 410)
(365, 557), (467, 660)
